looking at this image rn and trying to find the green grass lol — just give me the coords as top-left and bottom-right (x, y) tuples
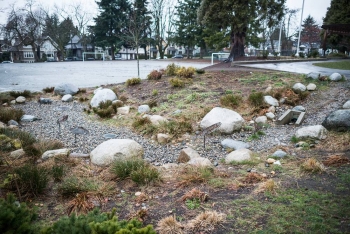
(313, 61), (350, 70)
(185, 198), (201, 209)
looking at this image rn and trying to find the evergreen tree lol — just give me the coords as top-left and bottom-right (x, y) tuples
(173, 0), (203, 59)
(300, 15), (321, 49)
(198, 0), (286, 60)
(93, 0), (131, 60)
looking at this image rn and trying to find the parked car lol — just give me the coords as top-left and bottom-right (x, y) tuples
(173, 54), (183, 59)
(156, 56), (167, 59)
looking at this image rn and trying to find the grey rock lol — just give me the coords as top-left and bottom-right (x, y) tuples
(329, 73), (342, 81)
(10, 149), (25, 159)
(93, 87), (103, 94)
(138, 105), (150, 114)
(292, 83), (306, 92)
(307, 83), (317, 91)
(157, 133), (170, 144)
(38, 98), (52, 105)
(21, 115), (41, 122)
(322, 109), (350, 131)
(10, 100), (16, 104)
(200, 107), (244, 134)
(178, 147), (200, 163)
(292, 106), (306, 112)
(272, 150), (287, 158)
(0, 121), (5, 128)
(187, 157), (213, 167)
(8, 120), (19, 126)
(221, 139), (250, 150)
(42, 148), (70, 160)
(264, 96), (279, 106)
(54, 83), (79, 95)
(144, 114), (168, 125)
(306, 72), (320, 80)
(266, 112), (275, 119)
(343, 100), (350, 109)
(225, 148), (253, 163)
(296, 125), (328, 140)
(172, 109), (182, 115)
(117, 106), (130, 115)
(103, 133), (117, 139)
(255, 116), (267, 124)
(268, 106), (276, 113)
(62, 94), (73, 102)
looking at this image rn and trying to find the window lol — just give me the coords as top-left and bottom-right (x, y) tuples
(24, 52), (34, 58)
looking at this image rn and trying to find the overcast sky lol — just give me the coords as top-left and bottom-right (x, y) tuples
(0, 0), (331, 26)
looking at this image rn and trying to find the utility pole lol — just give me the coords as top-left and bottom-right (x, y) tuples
(296, 0), (305, 56)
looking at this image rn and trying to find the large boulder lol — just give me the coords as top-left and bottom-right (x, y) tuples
(54, 83), (79, 95)
(225, 148), (253, 164)
(221, 139), (250, 150)
(90, 139), (144, 166)
(295, 125), (328, 140)
(42, 148), (70, 160)
(292, 83), (306, 92)
(15, 96), (26, 103)
(322, 110), (350, 132)
(329, 73), (342, 81)
(90, 89), (118, 108)
(264, 96), (279, 106)
(178, 147), (200, 163)
(306, 72), (320, 80)
(200, 107), (244, 134)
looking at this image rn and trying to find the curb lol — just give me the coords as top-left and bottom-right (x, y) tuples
(231, 58), (328, 65)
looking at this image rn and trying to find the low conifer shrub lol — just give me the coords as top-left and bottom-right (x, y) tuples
(126, 78), (141, 86)
(147, 70), (162, 80)
(169, 78), (185, 88)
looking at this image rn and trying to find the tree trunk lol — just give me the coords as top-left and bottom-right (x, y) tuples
(111, 45), (115, 60)
(228, 31), (245, 62)
(31, 44), (39, 62)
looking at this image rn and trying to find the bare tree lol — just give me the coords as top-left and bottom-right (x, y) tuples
(5, 0), (45, 62)
(150, 0), (176, 58)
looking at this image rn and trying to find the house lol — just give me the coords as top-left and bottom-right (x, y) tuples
(116, 46), (146, 60)
(65, 35), (94, 59)
(8, 36), (59, 63)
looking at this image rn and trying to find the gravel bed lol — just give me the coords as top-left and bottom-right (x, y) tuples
(15, 82), (349, 165)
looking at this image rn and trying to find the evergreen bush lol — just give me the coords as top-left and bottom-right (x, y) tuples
(126, 78), (141, 86)
(248, 92), (265, 107)
(147, 70), (162, 80)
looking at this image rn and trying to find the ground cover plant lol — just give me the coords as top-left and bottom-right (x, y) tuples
(0, 63), (349, 233)
(313, 60), (350, 70)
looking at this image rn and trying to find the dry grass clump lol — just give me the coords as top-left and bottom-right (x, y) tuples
(96, 106), (114, 118)
(176, 66), (196, 78)
(32, 139), (64, 156)
(165, 63), (180, 76)
(300, 158), (326, 173)
(147, 70), (162, 80)
(248, 91), (265, 108)
(42, 87), (55, 93)
(0, 107), (25, 122)
(220, 94), (242, 108)
(187, 211), (225, 232)
(241, 172), (265, 184)
(129, 209), (148, 222)
(180, 188), (208, 202)
(126, 77), (141, 86)
(169, 78), (185, 88)
(9, 90), (32, 98)
(157, 216), (184, 234)
(67, 192), (95, 215)
(254, 179), (278, 194)
(322, 155), (350, 167)
(177, 166), (214, 187)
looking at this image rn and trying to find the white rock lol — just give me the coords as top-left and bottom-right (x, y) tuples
(54, 83), (79, 95)
(117, 106), (130, 115)
(178, 147), (200, 163)
(93, 87), (103, 94)
(264, 96), (279, 106)
(292, 106), (306, 112)
(225, 148), (253, 163)
(272, 150), (287, 158)
(268, 106), (276, 113)
(200, 107), (244, 134)
(10, 100), (16, 105)
(265, 86), (272, 93)
(138, 105), (150, 114)
(145, 115), (168, 125)
(0, 121), (5, 128)
(296, 125), (328, 140)
(343, 100), (350, 109)
(307, 83), (317, 91)
(90, 139), (144, 166)
(292, 83), (306, 92)
(21, 115), (39, 122)
(221, 139), (250, 150)
(329, 73), (342, 81)
(42, 148), (70, 160)
(62, 94), (73, 102)
(90, 89), (118, 108)
(266, 112), (275, 119)
(255, 116), (267, 124)
(187, 157), (213, 167)
(15, 96), (26, 103)
(157, 133), (170, 144)
(10, 149), (25, 159)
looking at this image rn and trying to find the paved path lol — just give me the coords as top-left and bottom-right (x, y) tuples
(239, 60), (350, 78)
(0, 60), (209, 92)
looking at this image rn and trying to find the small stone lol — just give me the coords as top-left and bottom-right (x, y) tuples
(307, 83), (317, 91)
(246, 168), (252, 172)
(271, 171), (275, 175)
(266, 112), (275, 120)
(261, 173), (267, 178)
(266, 158), (276, 164)
(135, 192), (142, 196)
(15, 96), (26, 103)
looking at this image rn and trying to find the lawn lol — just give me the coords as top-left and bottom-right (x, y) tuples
(313, 60), (350, 70)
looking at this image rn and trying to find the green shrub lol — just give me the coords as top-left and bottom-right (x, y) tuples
(42, 87), (55, 93)
(9, 90), (32, 98)
(58, 176), (99, 197)
(176, 66), (196, 78)
(98, 100), (113, 109)
(299, 52), (305, 58)
(126, 78), (141, 86)
(165, 63), (180, 76)
(151, 89), (158, 96)
(169, 78), (185, 88)
(327, 52), (348, 58)
(0, 194), (37, 234)
(111, 158), (161, 185)
(13, 164), (49, 197)
(51, 165), (65, 182)
(119, 95), (128, 102)
(96, 106), (114, 118)
(147, 70), (162, 80)
(248, 92), (265, 107)
(0, 107), (25, 122)
(147, 99), (158, 108)
(158, 119), (193, 137)
(220, 94), (242, 108)
(309, 50), (319, 58)
(185, 198), (201, 209)
(42, 208), (155, 234)
(196, 69), (205, 74)
(0, 128), (36, 149)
